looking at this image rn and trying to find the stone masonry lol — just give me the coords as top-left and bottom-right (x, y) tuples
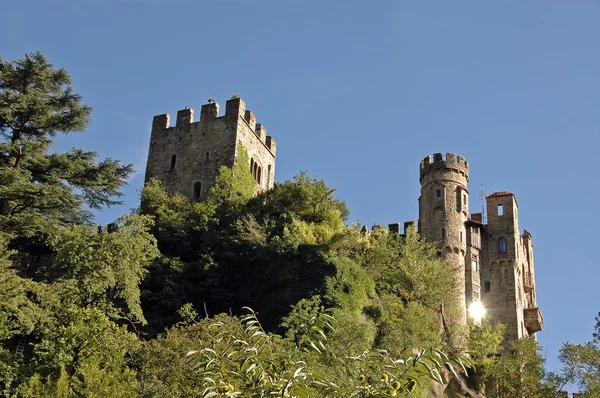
(416, 153), (542, 348)
(418, 153), (470, 330)
(144, 97), (276, 201)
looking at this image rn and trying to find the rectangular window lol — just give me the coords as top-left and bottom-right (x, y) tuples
(442, 228), (446, 239)
(460, 231), (463, 242)
(472, 260), (478, 272)
(437, 251), (442, 258)
(484, 281), (491, 293)
(463, 194), (467, 206)
(205, 152), (210, 161)
(472, 226), (478, 234)
(498, 204), (504, 216)
(436, 189), (441, 198)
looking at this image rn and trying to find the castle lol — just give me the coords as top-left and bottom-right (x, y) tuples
(415, 153), (543, 344)
(144, 97), (543, 346)
(145, 97), (276, 201)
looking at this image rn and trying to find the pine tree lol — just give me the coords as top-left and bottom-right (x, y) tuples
(0, 51), (132, 236)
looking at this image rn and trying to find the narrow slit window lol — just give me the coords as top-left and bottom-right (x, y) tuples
(499, 238), (506, 253)
(498, 204), (504, 216)
(257, 166), (262, 184)
(463, 194), (467, 206)
(193, 182), (202, 201)
(205, 152), (210, 161)
(170, 154), (177, 170)
(442, 228), (446, 239)
(460, 231), (463, 242)
(484, 281), (491, 293)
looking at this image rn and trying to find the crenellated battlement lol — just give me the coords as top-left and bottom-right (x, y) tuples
(419, 152), (469, 181)
(151, 97), (276, 154)
(145, 95), (277, 203)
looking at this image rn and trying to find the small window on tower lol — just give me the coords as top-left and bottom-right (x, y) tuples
(498, 204), (504, 216)
(170, 154), (177, 170)
(472, 260), (478, 272)
(436, 189), (442, 198)
(193, 182), (202, 201)
(442, 228), (446, 239)
(205, 152), (210, 161)
(499, 238), (506, 253)
(484, 281), (491, 293)
(460, 231), (463, 242)
(463, 194), (467, 206)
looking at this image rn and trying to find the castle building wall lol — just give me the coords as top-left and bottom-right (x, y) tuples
(417, 153), (542, 349)
(144, 97), (276, 201)
(465, 220), (482, 310)
(419, 153), (470, 328)
(480, 192), (542, 346)
(228, 98), (277, 191)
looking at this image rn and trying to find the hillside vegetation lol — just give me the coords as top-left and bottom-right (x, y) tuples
(1, 51), (599, 398)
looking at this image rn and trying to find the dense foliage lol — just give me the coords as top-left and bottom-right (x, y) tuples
(0, 52), (593, 397)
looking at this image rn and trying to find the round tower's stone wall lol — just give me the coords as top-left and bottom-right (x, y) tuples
(419, 153), (469, 330)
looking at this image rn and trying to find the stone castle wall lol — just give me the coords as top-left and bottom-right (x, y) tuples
(418, 154), (542, 349)
(144, 97), (276, 201)
(419, 153), (470, 328)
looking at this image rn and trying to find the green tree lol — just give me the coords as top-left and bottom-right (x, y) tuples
(0, 51), (132, 236)
(558, 342), (600, 397)
(552, 314), (600, 397)
(48, 215), (159, 324)
(20, 307), (139, 397)
(481, 337), (557, 398)
(0, 215), (157, 396)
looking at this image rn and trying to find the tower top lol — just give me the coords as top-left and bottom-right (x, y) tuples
(419, 152), (469, 183)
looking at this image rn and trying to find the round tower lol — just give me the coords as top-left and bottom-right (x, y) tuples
(418, 152), (470, 329)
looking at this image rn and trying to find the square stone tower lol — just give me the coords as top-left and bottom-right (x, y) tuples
(480, 192), (543, 344)
(144, 97), (276, 201)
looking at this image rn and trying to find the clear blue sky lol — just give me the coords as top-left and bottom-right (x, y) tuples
(4, 0), (600, 376)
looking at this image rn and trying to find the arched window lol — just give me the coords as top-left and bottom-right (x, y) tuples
(170, 154), (177, 170)
(249, 157), (262, 184)
(498, 238), (506, 253)
(193, 182), (202, 201)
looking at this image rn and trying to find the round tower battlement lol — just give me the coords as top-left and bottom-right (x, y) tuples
(419, 152), (469, 184)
